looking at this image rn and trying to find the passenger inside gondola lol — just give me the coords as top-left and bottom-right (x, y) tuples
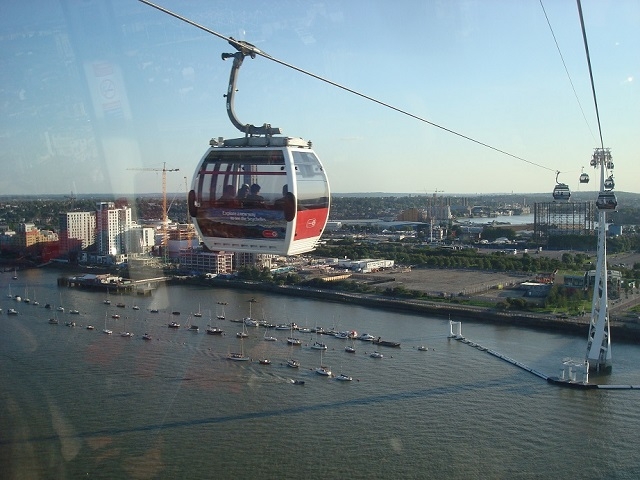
(237, 183), (250, 200)
(219, 184), (238, 206)
(243, 183), (265, 207)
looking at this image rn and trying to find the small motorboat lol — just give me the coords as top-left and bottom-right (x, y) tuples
(370, 351), (384, 359)
(48, 318), (59, 324)
(86, 325), (94, 330)
(168, 322), (180, 328)
(335, 373), (353, 381)
(259, 359), (271, 365)
(418, 345), (428, 351)
(290, 379), (305, 385)
(142, 333), (152, 341)
(287, 359), (300, 368)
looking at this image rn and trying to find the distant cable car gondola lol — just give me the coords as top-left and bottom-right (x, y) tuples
(188, 40), (330, 255)
(596, 192), (617, 211)
(579, 168), (589, 184)
(552, 172), (571, 202)
(603, 175), (614, 191)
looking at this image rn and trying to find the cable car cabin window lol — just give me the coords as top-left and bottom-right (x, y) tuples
(194, 149), (289, 241)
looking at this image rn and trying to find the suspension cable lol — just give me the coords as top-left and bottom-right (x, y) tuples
(140, 0), (559, 173)
(575, 0), (605, 151)
(539, 0), (596, 144)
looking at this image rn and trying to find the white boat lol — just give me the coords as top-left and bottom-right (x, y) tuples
(335, 373), (353, 381)
(206, 326), (223, 335)
(359, 333), (375, 342)
(120, 317), (132, 337)
(206, 311), (224, 335)
(418, 345), (428, 351)
(287, 323), (301, 345)
(103, 313), (112, 334)
(168, 321), (180, 328)
(142, 333), (152, 340)
(7, 308), (18, 315)
(227, 352), (250, 361)
(228, 326), (250, 361)
(86, 325), (94, 330)
(315, 350), (331, 376)
(132, 305), (140, 310)
(57, 306), (64, 312)
(193, 304), (202, 317)
(370, 351), (384, 358)
(69, 309), (80, 315)
(345, 344), (356, 354)
(244, 318), (259, 327)
(311, 341), (327, 350)
(286, 359), (300, 368)
(216, 305), (225, 320)
(48, 317), (59, 324)
(263, 327), (277, 342)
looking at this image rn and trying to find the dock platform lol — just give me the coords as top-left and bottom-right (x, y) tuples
(449, 334), (640, 391)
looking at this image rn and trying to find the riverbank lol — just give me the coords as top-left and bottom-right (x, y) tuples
(170, 277), (640, 343)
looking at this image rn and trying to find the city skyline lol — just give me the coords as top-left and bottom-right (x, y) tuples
(1, 1), (638, 196)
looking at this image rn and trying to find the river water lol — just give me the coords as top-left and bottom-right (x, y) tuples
(2, 268), (640, 479)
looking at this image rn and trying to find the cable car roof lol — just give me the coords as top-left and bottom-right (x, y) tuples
(211, 136), (312, 148)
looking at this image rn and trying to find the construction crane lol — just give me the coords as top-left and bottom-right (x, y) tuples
(127, 162), (179, 254)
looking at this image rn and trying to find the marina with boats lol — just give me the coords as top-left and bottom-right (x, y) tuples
(4, 267), (640, 478)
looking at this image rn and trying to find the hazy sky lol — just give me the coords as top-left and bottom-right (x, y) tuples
(0, 0), (638, 196)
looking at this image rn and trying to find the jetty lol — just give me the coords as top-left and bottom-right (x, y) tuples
(448, 320), (640, 391)
(58, 274), (168, 295)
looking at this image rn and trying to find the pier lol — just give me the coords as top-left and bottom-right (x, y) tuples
(58, 274), (169, 295)
(448, 321), (640, 390)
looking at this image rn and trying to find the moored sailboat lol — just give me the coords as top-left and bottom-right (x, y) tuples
(228, 324), (250, 361)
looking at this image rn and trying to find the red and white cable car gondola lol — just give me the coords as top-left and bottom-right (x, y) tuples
(188, 40), (330, 255)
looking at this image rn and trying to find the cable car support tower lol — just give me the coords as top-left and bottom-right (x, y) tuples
(585, 147), (616, 373)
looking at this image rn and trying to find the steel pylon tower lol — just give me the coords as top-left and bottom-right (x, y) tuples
(585, 147), (616, 373)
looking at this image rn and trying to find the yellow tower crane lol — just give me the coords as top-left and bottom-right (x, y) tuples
(127, 162), (179, 254)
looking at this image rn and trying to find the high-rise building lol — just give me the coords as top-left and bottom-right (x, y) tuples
(96, 202), (133, 256)
(59, 211), (96, 254)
